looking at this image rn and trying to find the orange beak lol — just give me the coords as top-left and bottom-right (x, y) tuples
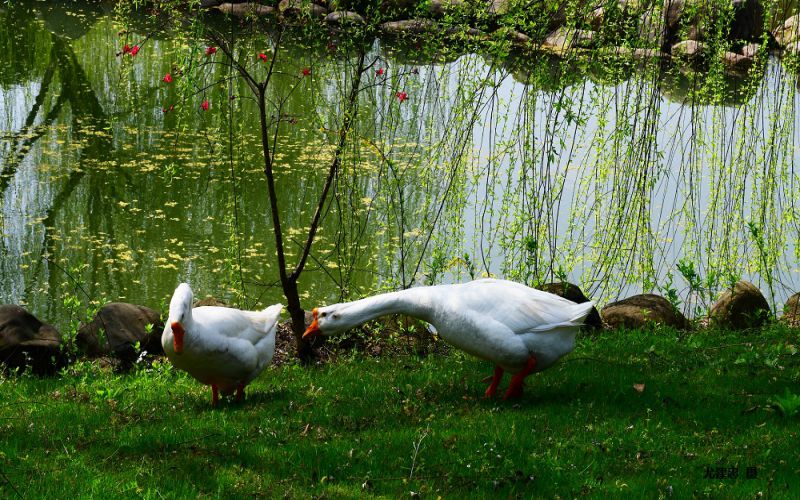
(302, 308), (320, 339)
(171, 321), (185, 354)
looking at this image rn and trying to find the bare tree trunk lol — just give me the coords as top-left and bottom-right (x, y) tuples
(255, 88), (315, 362)
(238, 36), (367, 362)
(284, 279), (313, 361)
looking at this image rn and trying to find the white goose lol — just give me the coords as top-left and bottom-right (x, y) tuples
(162, 283), (283, 406)
(304, 278), (594, 399)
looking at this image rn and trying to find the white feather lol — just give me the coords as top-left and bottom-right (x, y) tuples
(161, 283), (283, 395)
(314, 278), (594, 374)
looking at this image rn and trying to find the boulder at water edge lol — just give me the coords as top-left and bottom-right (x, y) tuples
(708, 280), (771, 329)
(601, 294), (690, 330)
(0, 305), (64, 374)
(213, 2), (276, 17)
(325, 11), (365, 26)
(672, 39), (707, 59)
(537, 282), (603, 330)
(427, 0), (464, 17)
(782, 292), (800, 327)
(278, 0), (327, 18)
(379, 19), (436, 35)
(76, 303), (163, 367)
(773, 13), (800, 48)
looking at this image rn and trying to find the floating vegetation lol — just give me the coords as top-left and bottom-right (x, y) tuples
(1, 1), (800, 335)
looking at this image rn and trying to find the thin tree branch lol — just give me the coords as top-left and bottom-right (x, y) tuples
(291, 50), (368, 281)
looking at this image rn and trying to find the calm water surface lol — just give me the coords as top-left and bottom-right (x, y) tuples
(2, 1), (800, 331)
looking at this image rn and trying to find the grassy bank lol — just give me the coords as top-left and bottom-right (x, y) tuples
(1, 326), (798, 498)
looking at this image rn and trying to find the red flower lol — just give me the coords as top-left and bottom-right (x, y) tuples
(396, 91), (408, 102)
(122, 44), (131, 54)
(201, 99), (209, 111)
(258, 52), (268, 62)
(302, 67), (311, 76)
(162, 107), (167, 114)
(169, 105), (174, 111)
(205, 46), (217, 56)
(376, 67), (385, 76)
(130, 45), (140, 56)
(163, 73), (173, 83)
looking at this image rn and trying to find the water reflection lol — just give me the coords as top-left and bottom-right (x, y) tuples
(1, 1), (799, 333)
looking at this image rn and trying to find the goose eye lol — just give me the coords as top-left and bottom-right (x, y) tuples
(321, 312), (327, 318)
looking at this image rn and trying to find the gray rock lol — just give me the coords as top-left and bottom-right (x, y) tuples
(488, 0), (511, 16)
(278, 0), (327, 18)
(602, 294), (690, 330)
(671, 39), (707, 58)
(782, 292), (800, 327)
(428, 0), (464, 17)
(685, 20), (706, 42)
(444, 26), (488, 40)
(721, 50), (753, 73)
(488, 0), (566, 32)
(325, 10), (365, 25)
(214, 2), (276, 17)
(508, 30), (531, 47)
(543, 27), (596, 51)
(709, 281), (771, 329)
(0, 305), (63, 374)
(310, 3), (329, 17)
(605, 46), (669, 60)
(774, 14), (800, 47)
(466, 27), (487, 37)
(632, 47), (669, 59)
(589, 7), (605, 31)
(379, 19), (436, 35)
(76, 303), (164, 367)
(740, 42), (760, 58)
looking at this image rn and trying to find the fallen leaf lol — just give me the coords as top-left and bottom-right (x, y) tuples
(633, 383), (645, 393)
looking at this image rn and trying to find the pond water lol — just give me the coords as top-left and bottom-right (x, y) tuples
(2, 1), (800, 331)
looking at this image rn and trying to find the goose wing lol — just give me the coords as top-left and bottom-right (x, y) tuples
(166, 323), (259, 385)
(192, 305), (282, 345)
(457, 279), (593, 334)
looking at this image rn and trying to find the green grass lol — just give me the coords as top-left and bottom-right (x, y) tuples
(1, 326), (799, 498)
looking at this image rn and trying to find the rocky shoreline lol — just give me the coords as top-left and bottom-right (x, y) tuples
(2, 278), (795, 374)
(197, 0), (800, 76)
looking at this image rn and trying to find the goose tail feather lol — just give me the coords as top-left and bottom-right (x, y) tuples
(530, 301), (595, 331)
(257, 304), (284, 332)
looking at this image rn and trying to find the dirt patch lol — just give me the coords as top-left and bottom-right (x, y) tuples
(272, 315), (451, 366)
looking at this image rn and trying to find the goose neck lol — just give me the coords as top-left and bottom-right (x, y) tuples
(342, 288), (433, 325)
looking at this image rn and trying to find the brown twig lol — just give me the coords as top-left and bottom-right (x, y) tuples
(0, 467), (22, 498)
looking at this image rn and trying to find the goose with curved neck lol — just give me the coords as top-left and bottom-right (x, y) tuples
(162, 283), (283, 406)
(314, 288), (436, 332)
(304, 278), (594, 400)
